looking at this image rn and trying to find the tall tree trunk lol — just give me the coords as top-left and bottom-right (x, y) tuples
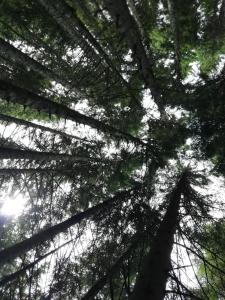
(0, 37), (68, 87)
(0, 146), (89, 162)
(0, 187), (138, 266)
(0, 168), (81, 176)
(37, 0), (131, 93)
(104, 0), (164, 113)
(37, 0), (99, 61)
(129, 172), (187, 300)
(219, 0), (225, 28)
(0, 80), (145, 146)
(0, 37), (88, 99)
(0, 113), (89, 142)
(167, 0), (182, 83)
(126, 0), (146, 45)
(0, 239), (72, 287)
(82, 236), (139, 300)
(0, 19), (79, 84)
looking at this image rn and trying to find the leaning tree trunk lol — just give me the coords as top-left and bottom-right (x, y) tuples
(0, 113), (89, 142)
(0, 239), (72, 287)
(167, 0), (182, 83)
(0, 37), (89, 99)
(0, 168), (84, 176)
(0, 187), (138, 266)
(0, 80), (145, 146)
(104, 0), (163, 112)
(82, 236), (139, 300)
(129, 172), (187, 300)
(0, 146), (89, 162)
(38, 0), (140, 108)
(0, 37), (69, 87)
(37, 0), (129, 90)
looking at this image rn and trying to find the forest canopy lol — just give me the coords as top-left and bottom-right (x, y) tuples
(0, 0), (225, 299)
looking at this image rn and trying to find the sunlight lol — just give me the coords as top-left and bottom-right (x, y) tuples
(0, 193), (27, 216)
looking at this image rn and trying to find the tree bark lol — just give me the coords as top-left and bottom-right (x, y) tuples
(127, 0), (146, 45)
(37, 0), (131, 92)
(0, 113), (89, 142)
(0, 187), (138, 266)
(167, 0), (182, 82)
(104, 0), (164, 112)
(37, 0), (98, 60)
(0, 19), (80, 86)
(0, 168), (80, 176)
(82, 236), (139, 300)
(129, 172), (187, 300)
(0, 80), (145, 146)
(0, 239), (72, 287)
(0, 37), (68, 86)
(0, 147), (89, 162)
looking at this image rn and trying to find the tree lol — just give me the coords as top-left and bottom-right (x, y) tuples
(196, 220), (225, 299)
(0, 0), (225, 299)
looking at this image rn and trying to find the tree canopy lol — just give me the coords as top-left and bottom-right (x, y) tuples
(0, 0), (225, 299)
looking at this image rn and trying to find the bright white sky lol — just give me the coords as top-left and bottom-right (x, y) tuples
(1, 193), (27, 216)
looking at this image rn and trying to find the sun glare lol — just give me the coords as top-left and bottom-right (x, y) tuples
(0, 193), (27, 216)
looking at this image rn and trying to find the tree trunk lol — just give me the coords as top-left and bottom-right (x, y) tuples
(0, 168), (80, 176)
(0, 37), (67, 86)
(219, 0), (225, 28)
(0, 187), (138, 266)
(0, 19), (79, 85)
(37, 0), (106, 76)
(0, 146), (89, 162)
(82, 236), (139, 300)
(167, 0), (182, 83)
(37, 0), (128, 89)
(0, 80), (145, 146)
(104, 0), (163, 112)
(0, 239), (72, 287)
(129, 172), (187, 300)
(0, 113), (89, 142)
(38, 0), (140, 108)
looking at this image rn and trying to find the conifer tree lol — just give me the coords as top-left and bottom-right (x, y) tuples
(0, 1), (225, 299)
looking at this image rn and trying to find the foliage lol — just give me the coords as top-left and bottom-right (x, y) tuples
(0, 0), (225, 299)
(197, 220), (225, 299)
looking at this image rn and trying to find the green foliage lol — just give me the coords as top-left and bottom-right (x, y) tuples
(0, 0), (225, 299)
(197, 221), (225, 299)
(150, 28), (169, 55)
